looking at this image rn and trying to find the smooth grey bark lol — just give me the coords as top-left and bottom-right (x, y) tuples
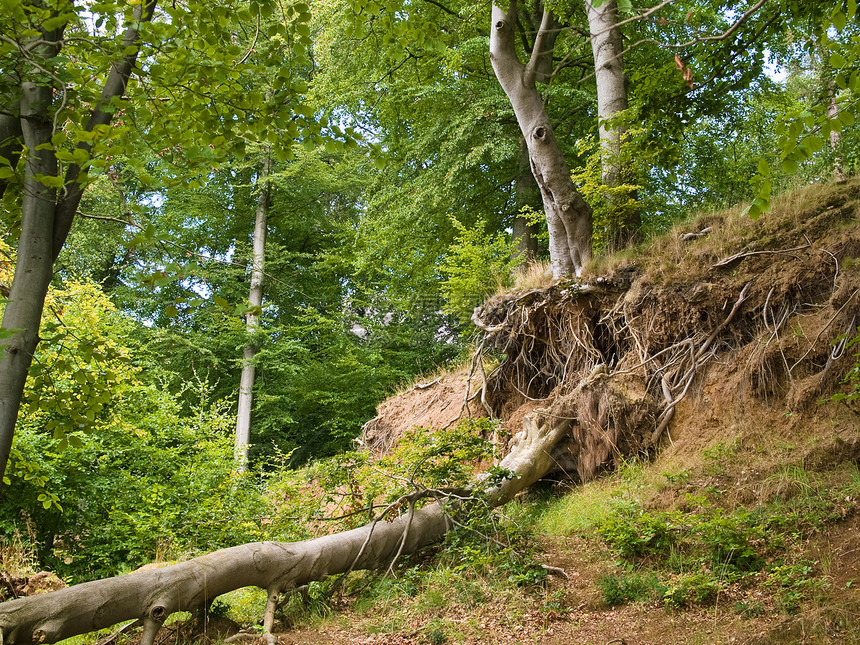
(235, 159), (271, 467)
(490, 0), (593, 278)
(0, 408), (570, 645)
(0, 1), (157, 488)
(585, 0), (639, 250)
(827, 84), (844, 181)
(0, 40), (60, 485)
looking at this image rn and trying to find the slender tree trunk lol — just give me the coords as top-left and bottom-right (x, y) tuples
(827, 83), (844, 181)
(0, 47), (59, 484)
(585, 0), (639, 251)
(235, 159), (271, 467)
(0, 114), (23, 199)
(490, 0), (593, 279)
(0, 1), (157, 487)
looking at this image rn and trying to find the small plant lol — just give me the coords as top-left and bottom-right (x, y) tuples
(663, 573), (721, 608)
(598, 499), (676, 559)
(541, 589), (570, 615)
(765, 561), (829, 614)
(701, 439), (738, 475)
(697, 512), (764, 572)
(598, 572), (666, 606)
(734, 600), (765, 617)
(423, 619), (449, 645)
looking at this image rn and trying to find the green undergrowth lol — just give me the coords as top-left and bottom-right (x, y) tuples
(333, 506), (554, 642)
(536, 455), (860, 617)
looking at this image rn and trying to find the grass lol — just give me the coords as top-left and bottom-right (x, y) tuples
(0, 530), (37, 578)
(579, 179), (858, 286)
(512, 260), (554, 290)
(535, 479), (624, 536)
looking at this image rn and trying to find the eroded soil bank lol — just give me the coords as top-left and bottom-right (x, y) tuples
(354, 180), (860, 644)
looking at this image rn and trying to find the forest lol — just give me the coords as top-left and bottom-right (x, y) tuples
(1, 0), (860, 643)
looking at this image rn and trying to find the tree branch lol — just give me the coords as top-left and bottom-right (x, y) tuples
(51, 0), (158, 261)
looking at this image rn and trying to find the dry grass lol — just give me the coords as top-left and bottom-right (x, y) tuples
(0, 531), (37, 578)
(511, 260), (554, 291)
(584, 180), (850, 284)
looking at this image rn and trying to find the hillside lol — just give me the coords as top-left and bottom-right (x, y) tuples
(339, 180), (860, 644)
(3, 181), (860, 645)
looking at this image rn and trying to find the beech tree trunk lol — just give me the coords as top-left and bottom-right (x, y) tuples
(0, 2), (156, 487)
(827, 84), (844, 181)
(234, 159), (271, 467)
(0, 33), (60, 484)
(585, 0), (639, 251)
(513, 139), (539, 263)
(490, 0), (593, 278)
(0, 407), (571, 645)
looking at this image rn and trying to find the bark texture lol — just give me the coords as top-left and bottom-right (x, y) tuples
(490, 1), (593, 278)
(0, 1), (156, 486)
(235, 159), (271, 466)
(0, 402), (572, 645)
(0, 24), (63, 486)
(513, 139), (539, 262)
(585, 0), (639, 250)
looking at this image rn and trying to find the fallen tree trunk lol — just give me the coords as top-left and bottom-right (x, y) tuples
(0, 397), (573, 645)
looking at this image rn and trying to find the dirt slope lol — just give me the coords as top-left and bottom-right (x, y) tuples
(346, 179), (860, 644)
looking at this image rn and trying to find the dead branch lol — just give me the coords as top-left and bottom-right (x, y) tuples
(471, 308), (505, 332)
(413, 377), (442, 390)
(540, 564), (569, 579)
(712, 241), (811, 268)
(679, 227), (712, 241)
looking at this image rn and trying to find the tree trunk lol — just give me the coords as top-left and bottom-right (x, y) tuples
(0, 405), (571, 645)
(585, 0), (639, 251)
(490, 0), (593, 279)
(234, 158), (271, 467)
(0, 89), (57, 486)
(513, 139), (539, 263)
(0, 1), (157, 487)
(0, 23), (63, 487)
(827, 83), (844, 181)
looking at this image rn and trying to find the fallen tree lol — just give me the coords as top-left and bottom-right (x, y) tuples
(0, 378), (585, 645)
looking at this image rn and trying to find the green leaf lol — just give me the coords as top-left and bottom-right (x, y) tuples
(781, 157), (798, 174)
(806, 136), (824, 153)
(832, 8), (847, 30)
(34, 174), (64, 188)
(831, 53), (847, 68)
